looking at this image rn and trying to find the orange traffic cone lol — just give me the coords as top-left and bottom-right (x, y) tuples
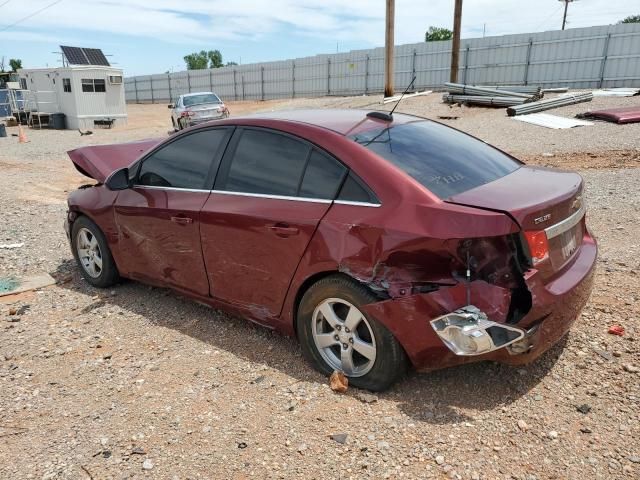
(18, 125), (28, 143)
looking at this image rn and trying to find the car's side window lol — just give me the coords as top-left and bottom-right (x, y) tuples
(299, 149), (347, 199)
(137, 129), (231, 189)
(220, 129), (310, 196)
(337, 172), (379, 204)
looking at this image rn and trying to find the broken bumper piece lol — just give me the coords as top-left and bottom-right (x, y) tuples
(430, 305), (526, 356)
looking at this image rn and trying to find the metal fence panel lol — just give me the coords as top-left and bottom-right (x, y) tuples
(124, 23), (640, 103)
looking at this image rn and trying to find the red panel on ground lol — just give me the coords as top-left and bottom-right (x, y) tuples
(584, 106), (640, 124)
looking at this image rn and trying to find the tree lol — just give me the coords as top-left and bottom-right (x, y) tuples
(619, 15), (640, 23)
(425, 26), (453, 41)
(9, 58), (22, 72)
(0, 56), (5, 73)
(225, 61), (238, 66)
(208, 50), (223, 68)
(184, 51), (209, 70)
(183, 49), (224, 70)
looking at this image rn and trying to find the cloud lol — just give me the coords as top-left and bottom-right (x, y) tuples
(1, 0), (637, 47)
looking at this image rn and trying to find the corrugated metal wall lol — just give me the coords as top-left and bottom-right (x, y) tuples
(125, 23), (640, 103)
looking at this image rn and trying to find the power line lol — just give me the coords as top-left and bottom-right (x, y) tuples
(0, 0), (63, 33)
(533, 4), (564, 32)
(0, 1), (12, 8)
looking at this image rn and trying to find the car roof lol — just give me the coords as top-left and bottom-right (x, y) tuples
(243, 109), (424, 135)
(181, 92), (218, 97)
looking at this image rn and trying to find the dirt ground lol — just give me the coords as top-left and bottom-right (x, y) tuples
(0, 94), (639, 480)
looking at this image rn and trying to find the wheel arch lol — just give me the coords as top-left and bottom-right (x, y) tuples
(291, 270), (382, 338)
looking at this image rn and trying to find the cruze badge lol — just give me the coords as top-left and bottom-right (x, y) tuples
(534, 213), (551, 225)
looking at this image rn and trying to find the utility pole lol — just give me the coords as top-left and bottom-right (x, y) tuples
(384, 0), (395, 97)
(450, 0), (463, 83)
(559, 0), (575, 30)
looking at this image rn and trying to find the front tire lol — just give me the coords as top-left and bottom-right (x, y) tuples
(71, 216), (119, 288)
(297, 275), (408, 391)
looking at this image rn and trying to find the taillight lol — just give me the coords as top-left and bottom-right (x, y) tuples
(524, 230), (549, 265)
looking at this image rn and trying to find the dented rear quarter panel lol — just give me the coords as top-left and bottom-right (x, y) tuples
(278, 188), (521, 339)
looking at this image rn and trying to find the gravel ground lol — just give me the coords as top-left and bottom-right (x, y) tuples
(0, 95), (639, 479)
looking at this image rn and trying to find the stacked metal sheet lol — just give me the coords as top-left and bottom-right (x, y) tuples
(442, 95), (527, 107)
(506, 92), (593, 116)
(484, 85), (542, 96)
(442, 82), (540, 107)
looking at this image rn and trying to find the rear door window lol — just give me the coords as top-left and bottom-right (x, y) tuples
(337, 172), (379, 204)
(137, 128), (231, 189)
(349, 120), (520, 199)
(299, 150), (347, 199)
(219, 129), (310, 196)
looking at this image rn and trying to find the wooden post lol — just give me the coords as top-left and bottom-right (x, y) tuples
(384, 0), (395, 97)
(450, 0), (463, 83)
(561, 0), (569, 30)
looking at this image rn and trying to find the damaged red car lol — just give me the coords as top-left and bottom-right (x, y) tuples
(65, 109), (597, 391)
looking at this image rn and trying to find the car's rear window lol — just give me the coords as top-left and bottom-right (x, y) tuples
(183, 94), (221, 107)
(349, 120), (520, 199)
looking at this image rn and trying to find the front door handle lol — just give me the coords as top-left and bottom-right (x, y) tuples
(268, 224), (299, 236)
(171, 216), (193, 225)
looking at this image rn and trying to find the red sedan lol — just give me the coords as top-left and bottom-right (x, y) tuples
(65, 109), (597, 391)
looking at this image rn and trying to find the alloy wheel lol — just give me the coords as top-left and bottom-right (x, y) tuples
(311, 298), (377, 377)
(76, 227), (103, 278)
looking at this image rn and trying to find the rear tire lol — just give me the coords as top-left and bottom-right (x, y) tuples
(71, 216), (119, 288)
(297, 275), (408, 391)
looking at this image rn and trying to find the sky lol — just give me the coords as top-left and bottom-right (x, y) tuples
(0, 0), (638, 76)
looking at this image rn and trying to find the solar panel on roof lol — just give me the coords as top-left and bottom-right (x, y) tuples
(60, 45), (110, 66)
(83, 48), (110, 66)
(61, 45), (89, 65)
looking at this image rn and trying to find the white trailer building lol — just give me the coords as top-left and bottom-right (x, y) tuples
(18, 64), (127, 130)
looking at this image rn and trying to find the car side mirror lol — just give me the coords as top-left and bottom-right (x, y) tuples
(105, 167), (130, 190)
(168, 104), (174, 109)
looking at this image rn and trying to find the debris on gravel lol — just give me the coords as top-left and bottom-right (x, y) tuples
(329, 433), (348, 444)
(329, 370), (348, 393)
(356, 391), (379, 403)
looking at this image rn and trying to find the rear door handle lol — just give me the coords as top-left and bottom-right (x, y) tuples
(268, 224), (299, 236)
(171, 216), (193, 225)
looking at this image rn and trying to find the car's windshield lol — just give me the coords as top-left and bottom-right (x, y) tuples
(183, 94), (221, 107)
(349, 120), (520, 199)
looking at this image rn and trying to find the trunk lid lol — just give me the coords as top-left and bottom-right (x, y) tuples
(447, 166), (585, 276)
(67, 138), (162, 182)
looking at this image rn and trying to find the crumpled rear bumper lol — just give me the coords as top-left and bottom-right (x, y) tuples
(362, 235), (597, 371)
